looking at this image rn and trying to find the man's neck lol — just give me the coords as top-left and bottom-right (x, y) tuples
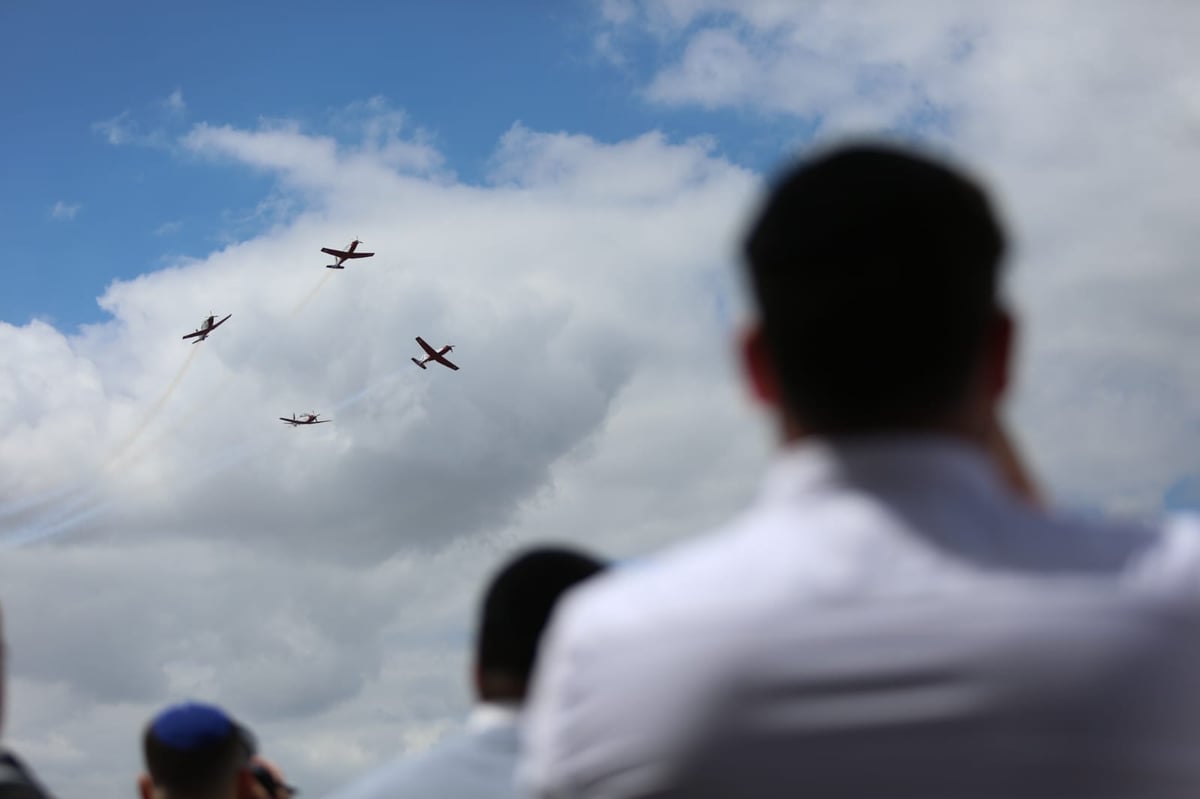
(780, 414), (988, 449)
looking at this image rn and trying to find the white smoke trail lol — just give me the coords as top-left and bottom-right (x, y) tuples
(0, 361), (419, 548)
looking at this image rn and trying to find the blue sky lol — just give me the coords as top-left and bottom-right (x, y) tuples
(0, 0), (799, 329)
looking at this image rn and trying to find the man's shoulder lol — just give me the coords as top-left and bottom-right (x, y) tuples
(558, 508), (1200, 649)
(557, 515), (766, 638)
(0, 752), (52, 799)
(329, 724), (520, 799)
(1045, 509), (1200, 593)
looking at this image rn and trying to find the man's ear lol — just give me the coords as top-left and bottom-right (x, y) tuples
(981, 306), (1014, 402)
(236, 766), (260, 799)
(137, 774), (154, 799)
(471, 659), (484, 702)
(739, 324), (782, 408)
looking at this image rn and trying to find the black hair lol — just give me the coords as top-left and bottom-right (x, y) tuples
(475, 546), (606, 698)
(743, 142), (1006, 433)
(143, 723), (252, 799)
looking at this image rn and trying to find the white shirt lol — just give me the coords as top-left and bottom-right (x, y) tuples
(327, 703), (524, 799)
(521, 436), (1200, 799)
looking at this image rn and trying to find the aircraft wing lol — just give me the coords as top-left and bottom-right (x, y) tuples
(435, 354), (460, 371)
(342, 251), (374, 259)
(182, 330), (205, 340)
(416, 336), (439, 357)
(321, 247), (349, 258)
(210, 314), (231, 330)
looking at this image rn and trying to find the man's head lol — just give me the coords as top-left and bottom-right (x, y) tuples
(474, 546), (607, 703)
(139, 702), (257, 799)
(741, 142), (1010, 438)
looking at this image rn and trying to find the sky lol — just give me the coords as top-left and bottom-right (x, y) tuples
(1, 0), (1199, 796)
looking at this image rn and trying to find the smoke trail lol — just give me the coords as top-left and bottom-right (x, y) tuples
(0, 362), (419, 548)
(0, 481), (86, 520)
(102, 345), (201, 473)
(289, 270), (334, 318)
(0, 268), (345, 544)
(1, 347), (202, 520)
(116, 270), (337, 470)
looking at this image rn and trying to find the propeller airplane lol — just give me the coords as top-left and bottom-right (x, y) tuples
(411, 336), (459, 371)
(279, 412), (331, 426)
(182, 313), (232, 342)
(321, 238), (374, 269)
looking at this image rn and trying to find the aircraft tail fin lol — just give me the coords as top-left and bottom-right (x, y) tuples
(411, 358), (426, 369)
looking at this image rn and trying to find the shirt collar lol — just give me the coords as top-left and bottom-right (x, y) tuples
(760, 433), (1007, 505)
(466, 701), (521, 732)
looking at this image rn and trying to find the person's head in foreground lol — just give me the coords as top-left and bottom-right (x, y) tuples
(249, 757), (297, 799)
(741, 141), (1009, 445)
(474, 546), (607, 704)
(139, 702), (257, 799)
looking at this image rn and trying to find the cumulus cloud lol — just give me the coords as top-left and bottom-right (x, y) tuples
(0, 103), (763, 796)
(91, 110), (171, 149)
(49, 201), (80, 221)
(598, 0), (1200, 512)
(165, 88), (186, 113)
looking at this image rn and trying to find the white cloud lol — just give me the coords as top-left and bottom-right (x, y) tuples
(597, 0), (1200, 512)
(49, 202), (80, 221)
(91, 110), (170, 149)
(154, 221), (183, 236)
(165, 88), (186, 113)
(0, 106), (763, 796)
(91, 111), (136, 146)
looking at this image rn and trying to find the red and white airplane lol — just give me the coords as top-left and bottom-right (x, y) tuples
(321, 238), (374, 269)
(411, 337), (458, 371)
(279, 412), (330, 426)
(182, 313), (231, 342)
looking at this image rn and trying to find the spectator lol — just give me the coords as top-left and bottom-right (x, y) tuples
(521, 142), (1200, 798)
(250, 757), (297, 799)
(138, 702), (258, 799)
(328, 546), (605, 799)
(0, 606), (55, 799)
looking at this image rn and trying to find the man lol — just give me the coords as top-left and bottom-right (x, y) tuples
(0, 607), (54, 799)
(138, 702), (258, 799)
(522, 143), (1200, 798)
(328, 546), (605, 799)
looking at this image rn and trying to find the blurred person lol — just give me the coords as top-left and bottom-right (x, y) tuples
(250, 757), (297, 799)
(326, 546), (605, 799)
(138, 702), (258, 799)
(0, 607), (55, 799)
(522, 143), (1200, 798)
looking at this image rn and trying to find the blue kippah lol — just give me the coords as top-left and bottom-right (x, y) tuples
(151, 702), (235, 750)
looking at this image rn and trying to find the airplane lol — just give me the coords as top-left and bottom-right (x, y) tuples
(182, 313), (232, 342)
(411, 336), (458, 371)
(279, 412), (331, 426)
(321, 238), (374, 269)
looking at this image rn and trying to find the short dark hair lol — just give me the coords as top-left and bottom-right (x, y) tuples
(143, 703), (256, 799)
(475, 546), (606, 696)
(743, 142), (1006, 432)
